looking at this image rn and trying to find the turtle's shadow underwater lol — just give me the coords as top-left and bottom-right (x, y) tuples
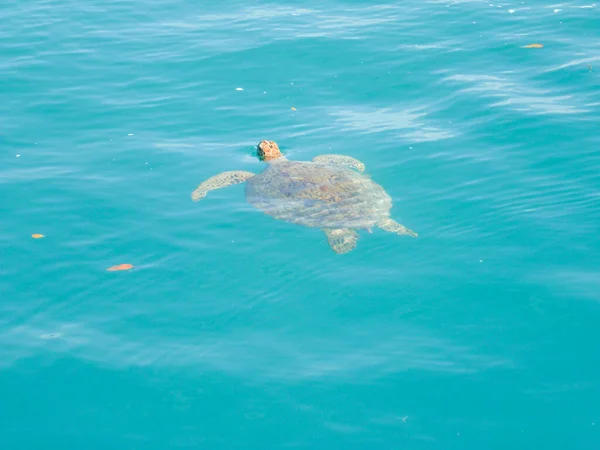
(191, 140), (417, 254)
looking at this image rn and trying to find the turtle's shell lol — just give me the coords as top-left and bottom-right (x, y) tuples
(245, 160), (392, 229)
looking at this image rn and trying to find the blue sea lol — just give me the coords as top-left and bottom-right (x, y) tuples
(2, 0), (600, 448)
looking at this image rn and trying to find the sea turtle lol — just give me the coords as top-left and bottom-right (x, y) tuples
(191, 140), (417, 254)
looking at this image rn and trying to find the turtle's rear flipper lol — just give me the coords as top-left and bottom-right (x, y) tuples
(377, 218), (418, 237)
(324, 228), (359, 254)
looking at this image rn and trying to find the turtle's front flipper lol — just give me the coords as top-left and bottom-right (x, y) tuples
(191, 171), (255, 202)
(312, 155), (366, 173)
(377, 218), (418, 237)
(324, 228), (359, 254)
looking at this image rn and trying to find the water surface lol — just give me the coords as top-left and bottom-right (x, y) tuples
(2, 0), (600, 448)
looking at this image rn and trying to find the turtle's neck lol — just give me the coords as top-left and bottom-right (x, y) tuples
(266, 156), (288, 164)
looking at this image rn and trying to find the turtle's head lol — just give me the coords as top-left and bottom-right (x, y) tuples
(257, 140), (283, 162)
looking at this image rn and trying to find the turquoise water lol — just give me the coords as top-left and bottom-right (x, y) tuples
(2, 0), (600, 447)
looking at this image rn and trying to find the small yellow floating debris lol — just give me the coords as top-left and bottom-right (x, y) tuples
(523, 43), (543, 48)
(32, 234), (45, 239)
(291, 107), (297, 111)
(107, 264), (134, 272)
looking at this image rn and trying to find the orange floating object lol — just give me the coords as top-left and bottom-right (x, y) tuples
(107, 264), (134, 272)
(523, 43), (543, 48)
(32, 234), (45, 239)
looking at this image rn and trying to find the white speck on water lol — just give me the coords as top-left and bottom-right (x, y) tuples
(480, 260), (483, 262)
(553, 8), (561, 12)
(41, 333), (61, 340)
(236, 87), (244, 91)
(128, 133), (134, 136)
(401, 416), (408, 422)
(472, 21), (476, 24)
(145, 162), (148, 165)
(580, 4), (595, 7)
(16, 154), (21, 158)
(508, 9), (515, 13)
(263, 91), (267, 94)
(290, 82), (294, 85)
(409, 147), (413, 149)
